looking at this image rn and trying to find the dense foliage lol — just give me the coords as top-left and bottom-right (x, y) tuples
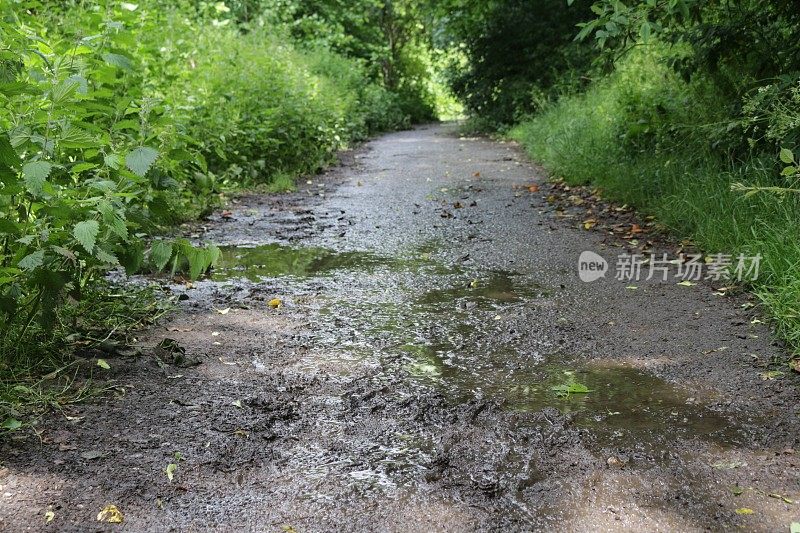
(437, 0), (596, 126)
(0, 0), (438, 365)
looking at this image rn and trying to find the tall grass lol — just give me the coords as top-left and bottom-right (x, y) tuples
(511, 49), (800, 356)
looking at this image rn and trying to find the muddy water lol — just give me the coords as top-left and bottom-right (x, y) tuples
(217, 242), (744, 451)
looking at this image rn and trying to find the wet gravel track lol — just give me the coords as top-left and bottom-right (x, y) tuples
(1, 123), (799, 532)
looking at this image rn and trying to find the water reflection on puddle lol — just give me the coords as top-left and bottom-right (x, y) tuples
(211, 242), (459, 281)
(400, 344), (741, 446)
(211, 243), (386, 281)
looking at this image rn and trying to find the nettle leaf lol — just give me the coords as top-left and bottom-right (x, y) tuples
(59, 126), (97, 149)
(18, 250), (45, 271)
(22, 161), (53, 195)
(51, 245), (77, 263)
(102, 52), (134, 70)
(0, 219), (20, 235)
(104, 153), (122, 170)
(125, 147), (158, 177)
(0, 134), (21, 170)
(95, 249), (119, 265)
(50, 78), (81, 105)
(150, 240), (173, 271)
(73, 220), (100, 254)
(71, 163), (97, 174)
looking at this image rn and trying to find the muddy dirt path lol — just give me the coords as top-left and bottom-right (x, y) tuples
(2, 124), (799, 532)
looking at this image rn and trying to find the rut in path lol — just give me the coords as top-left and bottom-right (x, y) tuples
(1, 123), (798, 532)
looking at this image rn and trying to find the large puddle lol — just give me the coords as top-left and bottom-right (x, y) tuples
(399, 347), (740, 445)
(213, 242), (745, 448)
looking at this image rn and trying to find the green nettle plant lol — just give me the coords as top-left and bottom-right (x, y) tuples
(0, 3), (217, 345)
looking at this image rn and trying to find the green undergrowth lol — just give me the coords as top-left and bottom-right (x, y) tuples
(0, 283), (172, 432)
(510, 49), (800, 358)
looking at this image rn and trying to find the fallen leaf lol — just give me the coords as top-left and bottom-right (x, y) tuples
(221, 210), (234, 219)
(630, 224), (643, 234)
(735, 507), (754, 515)
(268, 298), (282, 309)
(677, 280), (696, 287)
(768, 493), (794, 504)
(97, 504), (124, 523)
(232, 399), (242, 408)
(1, 418), (22, 430)
(528, 184), (539, 192)
(760, 370), (784, 381)
(44, 510), (54, 523)
(97, 358), (111, 370)
(583, 218), (597, 230)
(790, 359), (800, 373)
(568, 195), (584, 206)
(211, 331), (220, 337)
(625, 286), (638, 290)
(473, 172), (480, 177)
(165, 463), (177, 482)
(216, 308), (231, 315)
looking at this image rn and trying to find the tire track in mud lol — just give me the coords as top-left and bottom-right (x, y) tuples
(1, 124), (799, 532)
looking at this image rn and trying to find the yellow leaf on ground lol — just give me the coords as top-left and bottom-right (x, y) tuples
(97, 359), (110, 370)
(97, 504), (124, 523)
(268, 298), (282, 309)
(677, 280), (696, 287)
(44, 510), (54, 523)
(165, 463), (177, 482)
(735, 508), (754, 515)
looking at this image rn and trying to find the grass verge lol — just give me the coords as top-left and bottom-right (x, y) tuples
(509, 51), (800, 360)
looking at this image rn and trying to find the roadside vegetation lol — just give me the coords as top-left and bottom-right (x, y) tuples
(439, 0), (800, 360)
